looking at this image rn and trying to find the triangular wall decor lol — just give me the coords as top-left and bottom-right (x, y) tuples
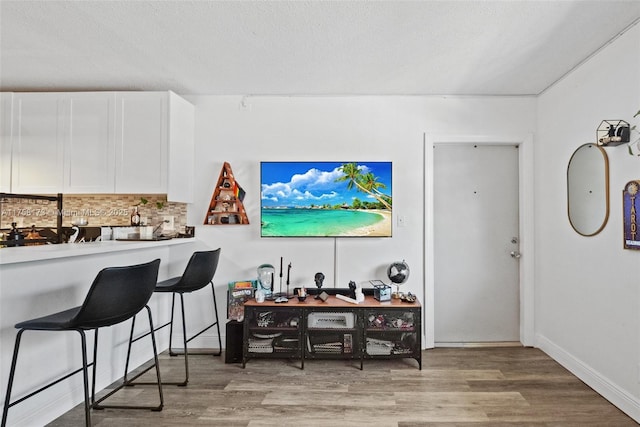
(204, 162), (249, 225)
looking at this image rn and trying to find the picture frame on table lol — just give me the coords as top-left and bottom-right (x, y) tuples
(227, 280), (257, 321)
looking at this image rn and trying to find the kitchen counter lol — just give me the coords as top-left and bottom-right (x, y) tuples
(0, 238), (194, 265)
(0, 236), (206, 426)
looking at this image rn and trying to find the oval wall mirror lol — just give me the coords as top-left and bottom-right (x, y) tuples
(567, 143), (610, 236)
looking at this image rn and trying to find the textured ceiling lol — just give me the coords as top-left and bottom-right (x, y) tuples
(1, 1), (639, 96)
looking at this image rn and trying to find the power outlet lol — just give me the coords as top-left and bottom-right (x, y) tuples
(239, 97), (252, 112)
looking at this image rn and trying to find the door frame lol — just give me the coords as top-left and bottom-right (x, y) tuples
(423, 133), (535, 348)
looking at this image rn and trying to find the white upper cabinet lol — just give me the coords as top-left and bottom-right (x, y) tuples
(167, 92), (194, 203)
(114, 91), (194, 202)
(11, 92), (116, 194)
(11, 93), (65, 194)
(64, 92), (116, 193)
(0, 93), (13, 192)
(2, 91), (194, 200)
(115, 92), (168, 195)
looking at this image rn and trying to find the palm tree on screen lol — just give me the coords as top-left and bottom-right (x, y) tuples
(335, 163), (392, 210)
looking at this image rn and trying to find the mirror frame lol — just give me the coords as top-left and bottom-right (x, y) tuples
(567, 143), (610, 236)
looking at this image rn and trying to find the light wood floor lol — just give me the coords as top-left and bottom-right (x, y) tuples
(48, 347), (638, 426)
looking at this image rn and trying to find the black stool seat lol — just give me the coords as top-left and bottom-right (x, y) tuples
(2, 259), (163, 427)
(154, 277), (182, 291)
(125, 249), (222, 387)
(15, 307), (82, 330)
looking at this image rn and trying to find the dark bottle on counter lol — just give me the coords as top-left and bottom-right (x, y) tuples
(8, 222), (25, 246)
(131, 206), (141, 226)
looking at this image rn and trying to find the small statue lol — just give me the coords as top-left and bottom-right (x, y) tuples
(348, 280), (357, 299)
(314, 272), (325, 299)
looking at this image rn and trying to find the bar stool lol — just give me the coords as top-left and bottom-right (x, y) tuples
(125, 248), (221, 387)
(1, 259), (163, 427)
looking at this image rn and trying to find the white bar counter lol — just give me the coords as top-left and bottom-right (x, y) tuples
(0, 238), (195, 265)
(0, 238), (206, 427)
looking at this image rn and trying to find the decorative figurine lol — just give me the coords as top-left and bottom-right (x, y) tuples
(257, 264), (275, 299)
(348, 280), (357, 299)
(314, 272), (325, 299)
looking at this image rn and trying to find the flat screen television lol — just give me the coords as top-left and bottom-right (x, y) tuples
(261, 161), (392, 237)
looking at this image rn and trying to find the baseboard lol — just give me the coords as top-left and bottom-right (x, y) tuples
(435, 341), (522, 348)
(171, 333), (226, 349)
(10, 391), (76, 427)
(536, 334), (640, 423)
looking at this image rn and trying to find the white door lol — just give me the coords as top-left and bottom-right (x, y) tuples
(434, 144), (520, 343)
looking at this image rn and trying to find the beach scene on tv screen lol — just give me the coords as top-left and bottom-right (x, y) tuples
(261, 161), (392, 237)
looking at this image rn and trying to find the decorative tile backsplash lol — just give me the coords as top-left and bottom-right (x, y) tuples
(0, 194), (187, 231)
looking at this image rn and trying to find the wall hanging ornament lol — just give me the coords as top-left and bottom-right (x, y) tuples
(204, 162), (249, 225)
(623, 180), (640, 250)
(596, 120), (630, 147)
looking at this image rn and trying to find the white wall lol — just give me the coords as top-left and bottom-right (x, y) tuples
(184, 95), (535, 349)
(536, 23), (640, 421)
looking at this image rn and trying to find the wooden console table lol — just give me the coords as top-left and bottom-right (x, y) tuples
(242, 295), (421, 369)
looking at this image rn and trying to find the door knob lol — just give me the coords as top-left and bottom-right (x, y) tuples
(510, 251), (521, 259)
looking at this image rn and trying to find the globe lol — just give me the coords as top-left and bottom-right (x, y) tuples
(387, 260), (410, 285)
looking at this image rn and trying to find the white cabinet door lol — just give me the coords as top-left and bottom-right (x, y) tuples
(167, 92), (194, 203)
(115, 92), (168, 194)
(63, 93), (116, 193)
(5, 91), (192, 197)
(11, 93), (65, 194)
(0, 93), (13, 192)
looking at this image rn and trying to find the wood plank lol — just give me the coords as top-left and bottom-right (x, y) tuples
(392, 369), (506, 381)
(393, 391), (529, 407)
(261, 390), (396, 407)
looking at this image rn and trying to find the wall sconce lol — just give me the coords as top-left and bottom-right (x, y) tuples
(597, 119), (630, 146)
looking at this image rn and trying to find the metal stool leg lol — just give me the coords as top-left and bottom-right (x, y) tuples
(92, 306), (163, 411)
(174, 282), (222, 356)
(122, 317), (137, 384)
(91, 328), (100, 402)
(2, 329), (25, 427)
(211, 282), (222, 356)
(139, 293), (189, 386)
(146, 306), (164, 408)
(178, 293), (189, 386)
(78, 330), (91, 427)
(168, 293), (178, 356)
(163, 286), (219, 386)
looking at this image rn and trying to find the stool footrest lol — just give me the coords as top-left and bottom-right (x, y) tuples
(7, 360), (94, 410)
(94, 360), (163, 411)
(185, 320), (220, 347)
(168, 348), (221, 356)
(130, 320), (172, 344)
